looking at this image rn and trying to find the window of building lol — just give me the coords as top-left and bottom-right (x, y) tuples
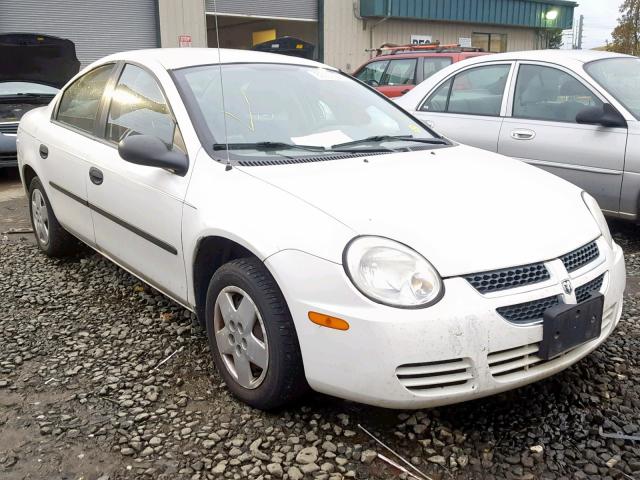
(472, 33), (508, 53)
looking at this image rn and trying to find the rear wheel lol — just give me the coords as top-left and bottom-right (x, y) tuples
(205, 257), (308, 410)
(28, 177), (78, 257)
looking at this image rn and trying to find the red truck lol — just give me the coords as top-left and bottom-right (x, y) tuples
(352, 43), (491, 98)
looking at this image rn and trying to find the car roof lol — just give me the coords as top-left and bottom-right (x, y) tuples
(449, 49), (633, 67)
(97, 48), (331, 71)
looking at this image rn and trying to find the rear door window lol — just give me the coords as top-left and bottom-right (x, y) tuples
(421, 64), (511, 117)
(381, 59), (417, 86)
(56, 64), (114, 133)
(422, 57), (453, 80)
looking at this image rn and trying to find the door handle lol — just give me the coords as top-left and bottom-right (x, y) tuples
(511, 129), (536, 140)
(89, 167), (104, 185)
(400, 88), (411, 95)
(39, 144), (48, 159)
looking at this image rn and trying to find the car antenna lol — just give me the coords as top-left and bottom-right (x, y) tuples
(212, 0), (232, 171)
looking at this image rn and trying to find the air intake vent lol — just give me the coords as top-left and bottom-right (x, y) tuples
(575, 274), (605, 303)
(0, 123), (18, 135)
(237, 151), (389, 167)
(497, 295), (560, 324)
(465, 263), (550, 294)
(561, 241), (599, 272)
(488, 344), (544, 378)
(396, 358), (473, 392)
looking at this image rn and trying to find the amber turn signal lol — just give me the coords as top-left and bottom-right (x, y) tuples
(308, 311), (350, 331)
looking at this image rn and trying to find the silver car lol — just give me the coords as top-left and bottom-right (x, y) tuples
(396, 50), (640, 221)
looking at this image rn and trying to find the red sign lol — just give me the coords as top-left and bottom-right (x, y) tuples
(178, 34), (192, 48)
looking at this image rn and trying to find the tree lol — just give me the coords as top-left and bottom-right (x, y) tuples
(609, 0), (640, 55)
(547, 29), (564, 49)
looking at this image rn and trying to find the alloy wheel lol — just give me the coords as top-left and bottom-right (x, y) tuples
(31, 189), (50, 246)
(213, 286), (269, 389)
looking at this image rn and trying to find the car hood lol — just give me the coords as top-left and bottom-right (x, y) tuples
(240, 145), (601, 277)
(0, 33), (80, 88)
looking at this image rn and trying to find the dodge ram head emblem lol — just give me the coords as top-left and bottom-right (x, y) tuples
(562, 279), (573, 295)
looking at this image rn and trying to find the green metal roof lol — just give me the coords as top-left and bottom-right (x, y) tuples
(360, 0), (577, 30)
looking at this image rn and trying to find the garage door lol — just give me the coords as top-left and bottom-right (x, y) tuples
(0, 0), (158, 66)
(206, 0), (317, 20)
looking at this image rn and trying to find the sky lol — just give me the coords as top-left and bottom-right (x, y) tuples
(563, 0), (621, 49)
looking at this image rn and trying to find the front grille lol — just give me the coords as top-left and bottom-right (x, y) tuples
(489, 303), (616, 380)
(0, 152), (17, 163)
(561, 241), (599, 272)
(575, 274), (605, 303)
(396, 358), (473, 393)
(465, 263), (550, 294)
(0, 123), (18, 135)
(497, 295), (560, 324)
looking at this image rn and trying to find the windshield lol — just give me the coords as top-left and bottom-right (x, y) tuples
(585, 57), (640, 119)
(0, 82), (58, 96)
(173, 63), (441, 162)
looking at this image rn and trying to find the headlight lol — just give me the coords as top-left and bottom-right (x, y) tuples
(582, 192), (613, 248)
(343, 236), (443, 308)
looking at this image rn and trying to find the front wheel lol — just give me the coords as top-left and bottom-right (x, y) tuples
(205, 257), (308, 410)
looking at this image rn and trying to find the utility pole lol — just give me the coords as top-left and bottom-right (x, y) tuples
(575, 14), (584, 49)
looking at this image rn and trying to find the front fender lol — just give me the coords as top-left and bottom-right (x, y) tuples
(182, 150), (356, 305)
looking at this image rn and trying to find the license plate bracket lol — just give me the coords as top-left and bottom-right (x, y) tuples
(539, 293), (604, 360)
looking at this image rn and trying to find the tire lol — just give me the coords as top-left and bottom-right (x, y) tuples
(205, 257), (308, 410)
(28, 177), (78, 257)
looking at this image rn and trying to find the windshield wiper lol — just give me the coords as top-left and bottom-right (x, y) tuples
(331, 135), (448, 149)
(213, 142), (326, 152)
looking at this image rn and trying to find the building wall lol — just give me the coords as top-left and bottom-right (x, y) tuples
(158, 0), (207, 48)
(323, 0), (540, 72)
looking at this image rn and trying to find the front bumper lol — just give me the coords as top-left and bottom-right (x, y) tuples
(266, 237), (625, 409)
(0, 129), (18, 168)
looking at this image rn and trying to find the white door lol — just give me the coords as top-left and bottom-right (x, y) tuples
(413, 62), (514, 152)
(41, 63), (116, 245)
(498, 62), (627, 213)
(85, 63), (191, 304)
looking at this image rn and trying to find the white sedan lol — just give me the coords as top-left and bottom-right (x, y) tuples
(396, 50), (640, 221)
(17, 48), (625, 410)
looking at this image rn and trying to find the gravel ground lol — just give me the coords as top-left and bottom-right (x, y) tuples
(1, 224), (639, 480)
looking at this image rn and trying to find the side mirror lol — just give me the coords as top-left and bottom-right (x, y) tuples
(118, 134), (189, 176)
(576, 103), (627, 128)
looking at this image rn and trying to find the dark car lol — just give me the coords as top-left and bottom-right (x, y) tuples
(352, 43), (491, 98)
(0, 33), (80, 169)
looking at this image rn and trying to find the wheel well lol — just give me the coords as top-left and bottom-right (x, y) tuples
(192, 236), (255, 323)
(23, 165), (37, 192)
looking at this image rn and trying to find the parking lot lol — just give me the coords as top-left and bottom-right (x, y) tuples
(1, 172), (639, 480)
